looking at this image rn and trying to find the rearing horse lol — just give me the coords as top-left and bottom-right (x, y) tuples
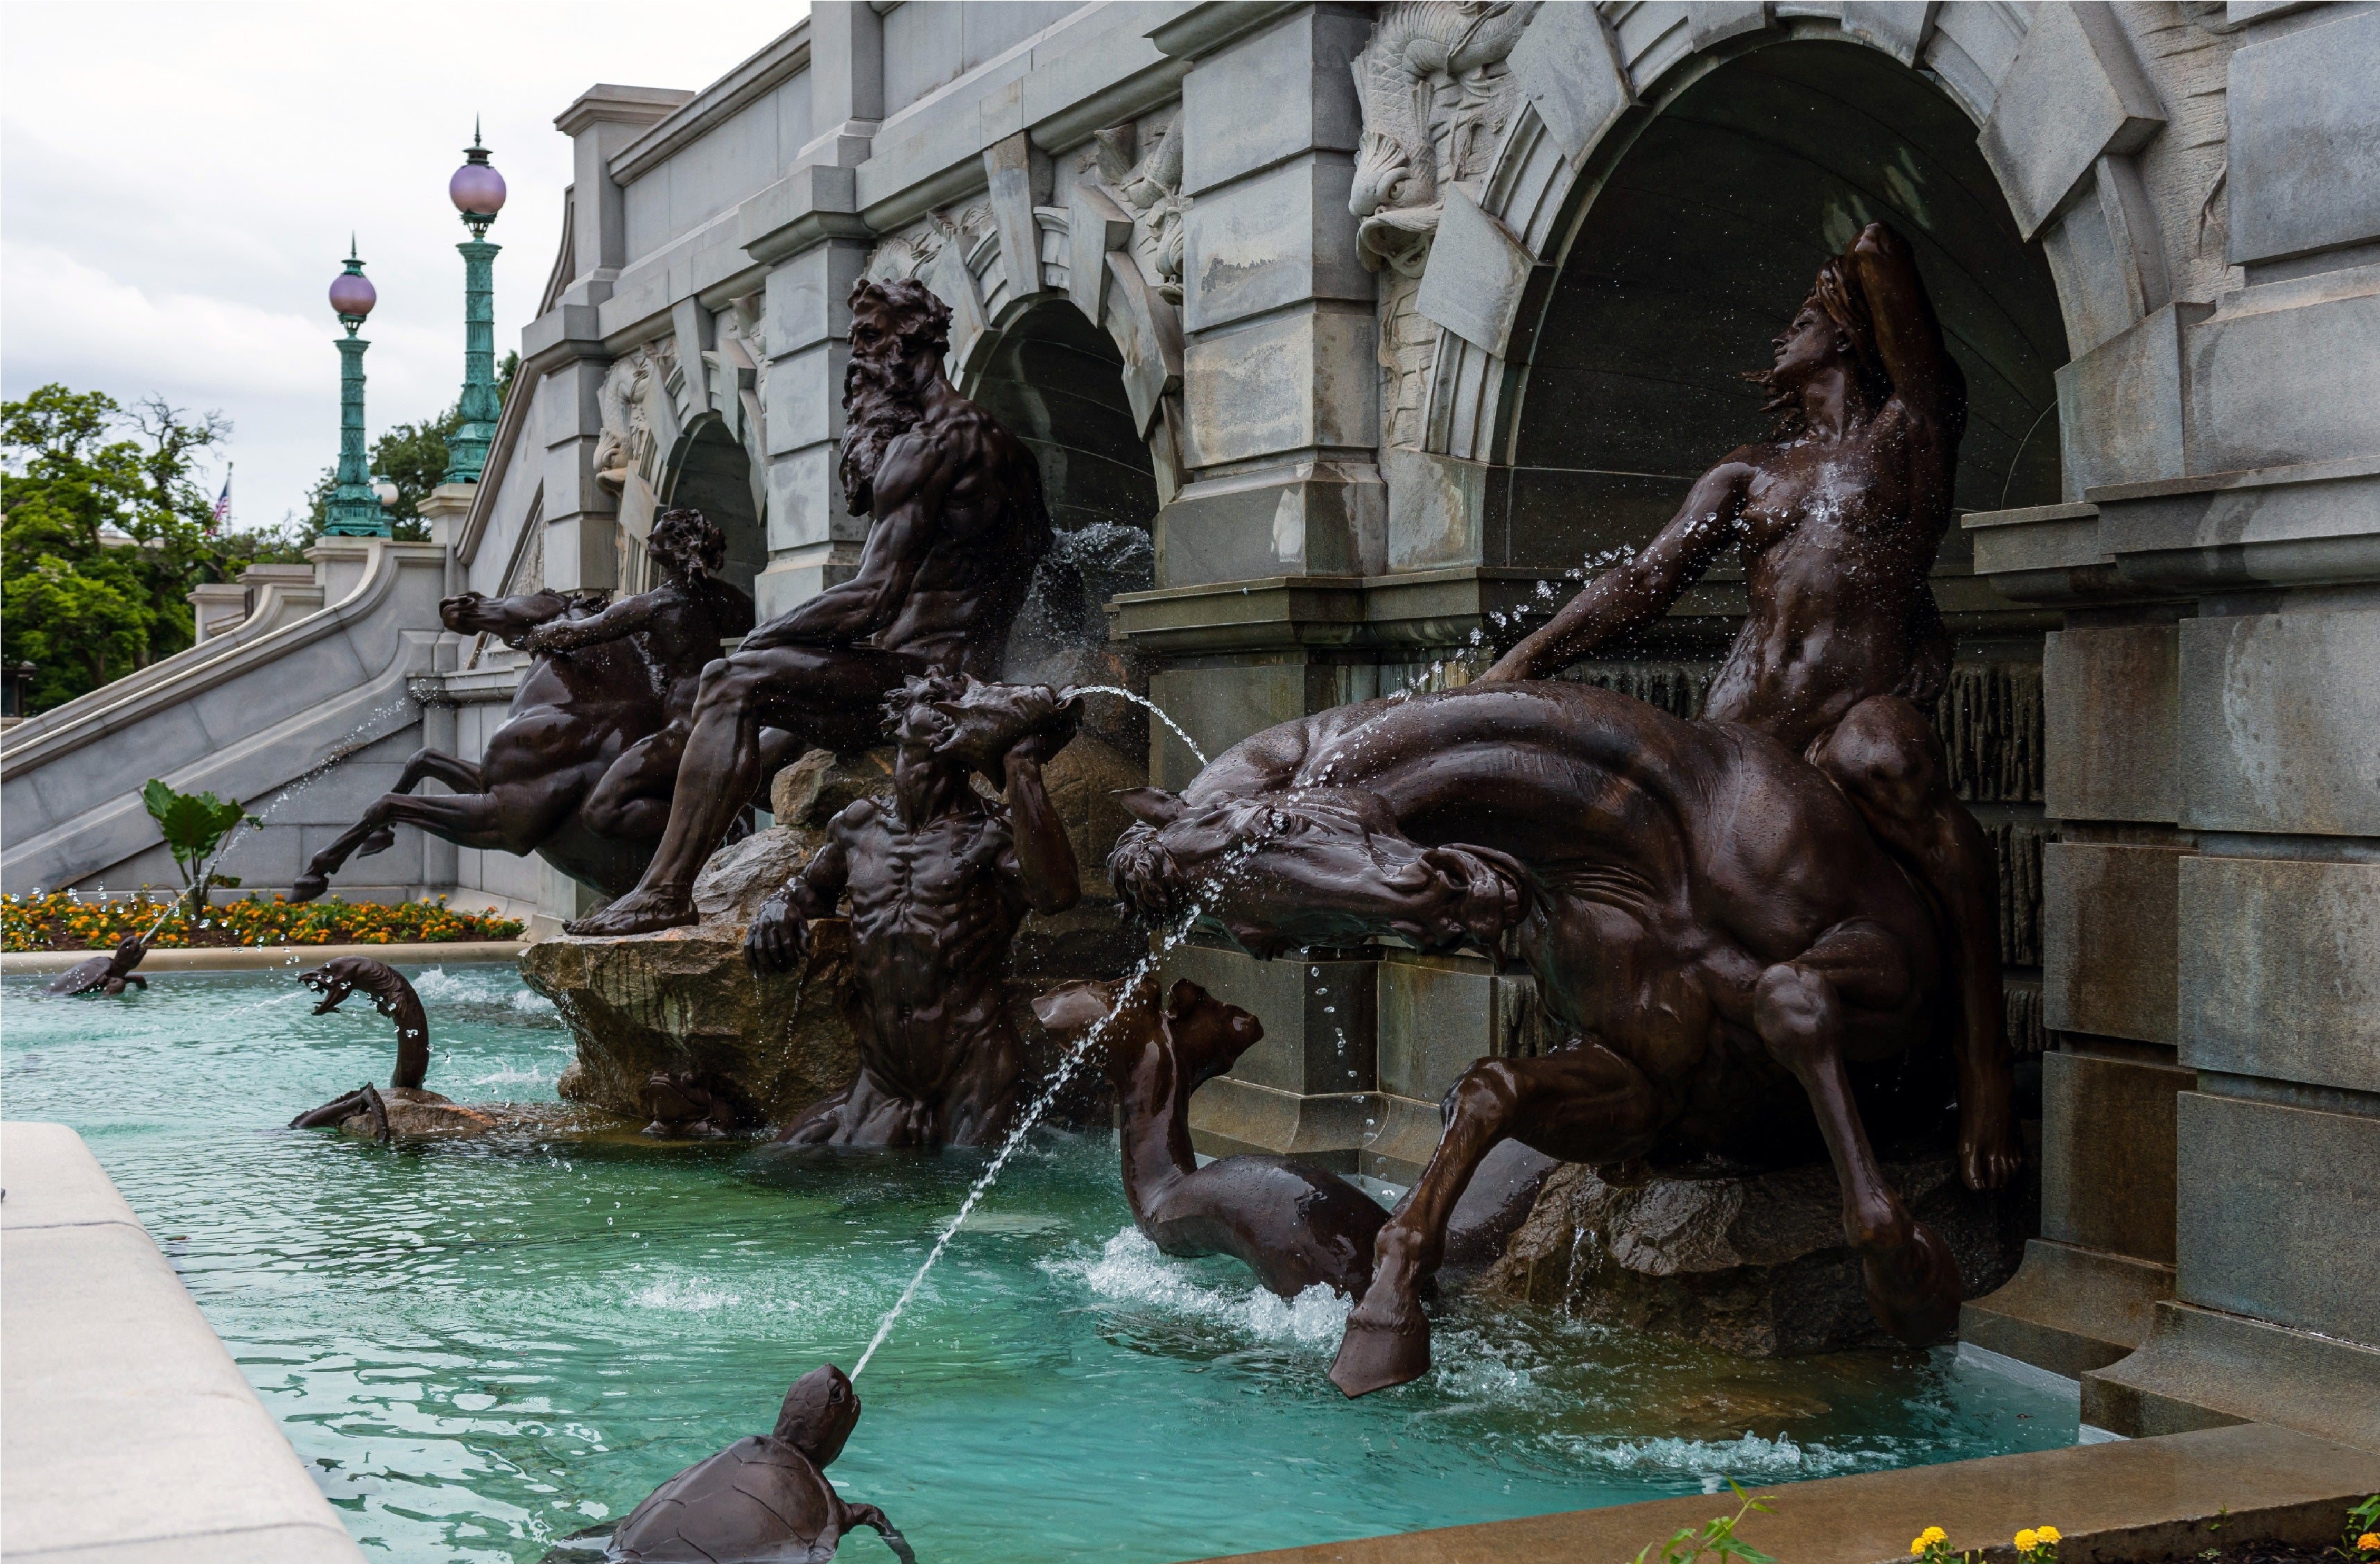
(1107, 681), (1983, 1398)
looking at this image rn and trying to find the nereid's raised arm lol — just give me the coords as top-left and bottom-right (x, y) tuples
(1482, 460), (1753, 682)
(1849, 222), (1960, 424)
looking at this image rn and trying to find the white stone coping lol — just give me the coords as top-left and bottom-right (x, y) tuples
(1, 941), (527, 975)
(0, 1122), (365, 1563)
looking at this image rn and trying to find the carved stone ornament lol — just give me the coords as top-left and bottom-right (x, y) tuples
(1094, 114), (1187, 302)
(593, 340), (674, 496)
(1349, 1), (1533, 276)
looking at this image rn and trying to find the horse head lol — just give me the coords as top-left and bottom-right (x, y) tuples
(1107, 785), (1527, 959)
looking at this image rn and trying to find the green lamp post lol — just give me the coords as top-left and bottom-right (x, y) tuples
(322, 239), (388, 537)
(443, 123), (506, 484)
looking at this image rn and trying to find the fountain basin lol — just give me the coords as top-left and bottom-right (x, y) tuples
(1, 966), (2078, 1563)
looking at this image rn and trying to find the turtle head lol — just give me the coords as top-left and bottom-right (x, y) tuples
(773, 1363), (860, 1466)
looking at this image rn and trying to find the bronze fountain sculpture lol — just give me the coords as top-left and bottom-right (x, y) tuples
(1484, 220), (2017, 1196)
(747, 676), (1081, 1149)
(291, 507), (757, 903)
(572, 277), (1055, 937)
(288, 956), (437, 1137)
(599, 1364), (913, 1564)
(43, 933), (150, 996)
(1106, 222), (2018, 1397)
(1035, 974), (1387, 1298)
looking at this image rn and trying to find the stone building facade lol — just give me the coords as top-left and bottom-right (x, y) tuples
(3, 0), (2372, 1446)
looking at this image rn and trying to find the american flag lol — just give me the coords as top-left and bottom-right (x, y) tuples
(210, 465), (232, 532)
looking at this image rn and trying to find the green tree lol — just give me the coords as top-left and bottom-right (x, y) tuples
(1, 384), (299, 713)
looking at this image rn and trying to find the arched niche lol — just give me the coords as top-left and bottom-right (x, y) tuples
(659, 414), (767, 603)
(961, 296), (1160, 680)
(1501, 40), (2067, 609)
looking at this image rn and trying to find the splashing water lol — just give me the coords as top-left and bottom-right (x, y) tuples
(1062, 686), (1207, 768)
(852, 836), (1275, 1378)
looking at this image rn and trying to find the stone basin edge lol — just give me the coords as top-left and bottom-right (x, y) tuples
(0, 1120), (368, 1563)
(1, 939), (528, 975)
(1193, 1421), (2380, 1564)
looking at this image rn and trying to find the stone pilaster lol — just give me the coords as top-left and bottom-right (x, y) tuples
(1962, 3), (2380, 1451)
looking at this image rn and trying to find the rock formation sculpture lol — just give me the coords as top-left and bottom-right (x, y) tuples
(43, 933), (150, 996)
(1035, 975), (1387, 1298)
(1107, 680), (1981, 1396)
(1483, 221), (2017, 1196)
(747, 677), (1080, 1149)
(291, 510), (759, 902)
(603, 1364), (912, 1564)
(572, 278), (1053, 936)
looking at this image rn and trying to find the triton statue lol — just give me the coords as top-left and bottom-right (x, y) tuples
(572, 277), (1053, 935)
(291, 508), (756, 902)
(603, 1364), (913, 1564)
(1482, 220), (2018, 1196)
(44, 933), (150, 996)
(1107, 681), (1976, 1395)
(748, 677), (1080, 1149)
(1036, 975), (1387, 1298)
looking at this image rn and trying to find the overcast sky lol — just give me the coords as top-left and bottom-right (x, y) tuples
(2, 1), (804, 530)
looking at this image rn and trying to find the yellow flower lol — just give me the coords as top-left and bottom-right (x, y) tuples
(2016, 1531), (2038, 1552)
(2356, 1535), (2378, 1554)
(2037, 1528), (2060, 1545)
(1922, 1529), (1947, 1546)
(1911, 1543), (1926, 1556)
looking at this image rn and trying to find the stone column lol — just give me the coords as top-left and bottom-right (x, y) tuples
(1111, 6), (1402, 1181)
(1963, 6), (2380, 1448)
(540, 86), (691, 595)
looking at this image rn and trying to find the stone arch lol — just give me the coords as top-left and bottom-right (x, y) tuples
(658, 413), (767, 602)
(1492, 38), (2068, 582)
(1412, 3), (2168, 481)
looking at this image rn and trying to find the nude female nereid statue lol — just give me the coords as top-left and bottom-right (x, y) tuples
(745, 677), (1082, 1149)
(1483, 220), (2019, 1197)
(291, 507), (757, 903)
(575, 278), (1055, 937)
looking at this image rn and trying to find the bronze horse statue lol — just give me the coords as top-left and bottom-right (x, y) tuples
(1035, 975), (1387, 1299)
(291, 510), (762, 903)
(1109, 681), (1999, 1396)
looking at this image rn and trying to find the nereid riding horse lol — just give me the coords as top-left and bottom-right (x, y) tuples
(291, 589), (664, 902)
(1107, 681), (1979, 1398)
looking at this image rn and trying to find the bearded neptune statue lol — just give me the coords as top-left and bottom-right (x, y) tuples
(571, 278), (1054, 936)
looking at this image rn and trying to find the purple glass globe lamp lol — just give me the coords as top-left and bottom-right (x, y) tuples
(450, 120), (506, 237)
(328, 237), (375, 334)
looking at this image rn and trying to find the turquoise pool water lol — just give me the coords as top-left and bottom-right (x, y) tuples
(1, 966), (2076, 1563)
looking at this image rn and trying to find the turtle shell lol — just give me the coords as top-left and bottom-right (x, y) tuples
(607, 1436), (842, 1563)
(44, 955), (118, 996)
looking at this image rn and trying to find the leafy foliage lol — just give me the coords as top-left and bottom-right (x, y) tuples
(1634, 1484), (1775, 1564)
(1, 384), (303, 712)
(141, 778), (261, 919)
(2, 888), (524, 951)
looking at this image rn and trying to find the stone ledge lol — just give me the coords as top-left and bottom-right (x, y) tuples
(2083, 1301), (2380, 1448)
(1962, 1240), (2178, 1380)
(1193, 1423), (2380, 1564)
(0, 941), (526, 976)
(0, 1122), (365, 1563)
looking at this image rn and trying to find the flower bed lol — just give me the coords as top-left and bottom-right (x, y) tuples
(1, 890), (524, 952)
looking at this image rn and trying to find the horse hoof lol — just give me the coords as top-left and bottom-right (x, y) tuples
(356, 827), (397, 858)
(1328, 1314), (1431, 1398)
(290, 874), (329, 903)
(1864, 1219), (1963, 1348)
